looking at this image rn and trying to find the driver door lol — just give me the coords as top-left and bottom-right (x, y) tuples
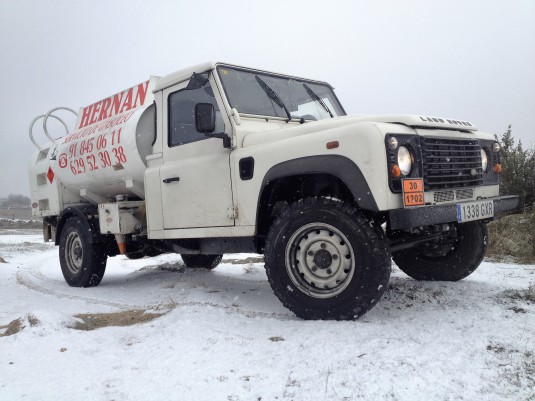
(159, 76), (234, 230)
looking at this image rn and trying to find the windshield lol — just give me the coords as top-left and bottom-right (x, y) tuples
(217, 66), (346, 121)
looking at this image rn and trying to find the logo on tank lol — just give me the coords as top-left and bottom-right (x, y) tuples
(58, 153), (68, 168)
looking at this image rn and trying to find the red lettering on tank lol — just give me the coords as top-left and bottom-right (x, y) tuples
(99, 97), (112, 121)
(76, 79), (152, 130)
(134, 81), (150, 108)
(79, 105), (93, 128)
(112, 92), (124, 116)
(89, 101), (102, 125)
(120, 88), (133, 113)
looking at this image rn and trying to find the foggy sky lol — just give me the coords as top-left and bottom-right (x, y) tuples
(1, 0), (534, 197)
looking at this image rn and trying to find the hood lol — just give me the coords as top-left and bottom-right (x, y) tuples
(360, 114), (477, 132)
(242, 114), (478, 148)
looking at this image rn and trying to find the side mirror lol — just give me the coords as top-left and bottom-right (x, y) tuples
(195, 103), (231, 148)
(195, 103), (216, 134)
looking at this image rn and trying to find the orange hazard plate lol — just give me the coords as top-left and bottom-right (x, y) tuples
(402, 178), (425, 207)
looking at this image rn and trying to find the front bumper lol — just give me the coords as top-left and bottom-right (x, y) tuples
(388, 195), (519, 230)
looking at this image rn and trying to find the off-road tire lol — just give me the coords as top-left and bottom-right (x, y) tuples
(264, 197), (391, 320)
(181, 254), (223, 270)
(59, 217), (107, 287)
(392, 221), (488, 281)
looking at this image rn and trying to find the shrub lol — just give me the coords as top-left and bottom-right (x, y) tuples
(496, 126), (535, 212)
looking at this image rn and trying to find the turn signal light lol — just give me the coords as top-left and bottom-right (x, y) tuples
(326, 141), (339, 149)
(493, 163), (502, 174)
(391, 164), (401, 177)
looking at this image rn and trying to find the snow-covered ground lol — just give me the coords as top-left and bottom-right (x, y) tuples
(0, 230), (533, 401)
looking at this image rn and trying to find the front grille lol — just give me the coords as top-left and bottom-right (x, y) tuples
(422, 137), (483, 190)
(456, 189), (474, 200)
(434, 191), (454, 203)
(433, 189), (475, 204)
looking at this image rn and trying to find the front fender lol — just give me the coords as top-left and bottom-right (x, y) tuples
(259, 155), (379, 211)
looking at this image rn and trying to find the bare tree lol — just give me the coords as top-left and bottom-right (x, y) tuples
(1, 194), (31, 207)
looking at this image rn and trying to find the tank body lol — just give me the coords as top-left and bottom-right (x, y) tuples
(29, 77), (159, 216)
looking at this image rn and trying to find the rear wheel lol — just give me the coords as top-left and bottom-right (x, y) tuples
(264, 197), (391, 320)
(181, 254), (223, 270)
(59, 217), (107, 287)
(392, 221), (488, 281)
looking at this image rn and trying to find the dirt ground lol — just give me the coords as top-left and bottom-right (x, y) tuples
(72, 310), (165, 331)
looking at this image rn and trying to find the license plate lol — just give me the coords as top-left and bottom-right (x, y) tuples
(456, 200), (494, 223)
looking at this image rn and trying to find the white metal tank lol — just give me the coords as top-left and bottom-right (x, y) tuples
(29, 77), (159, 216)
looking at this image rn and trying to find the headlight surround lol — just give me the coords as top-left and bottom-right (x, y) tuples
(397, 146), (413, 176)
(480, 148), (489, 172)
(385, 133), (422, 193)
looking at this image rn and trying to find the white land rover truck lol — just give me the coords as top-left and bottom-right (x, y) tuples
(29, 62), (518, 320)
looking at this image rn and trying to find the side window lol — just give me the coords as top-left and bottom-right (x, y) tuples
(168, 80), (224, 147)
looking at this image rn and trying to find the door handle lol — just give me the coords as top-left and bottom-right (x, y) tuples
(163, 177), (180, 184)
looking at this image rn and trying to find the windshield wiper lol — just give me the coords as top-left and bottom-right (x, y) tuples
(255, 75), (292, 122)
(303, 83), (334, 118)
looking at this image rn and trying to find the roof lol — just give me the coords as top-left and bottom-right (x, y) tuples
(154, 62), (216, 92)
(154, 62), (334, 92)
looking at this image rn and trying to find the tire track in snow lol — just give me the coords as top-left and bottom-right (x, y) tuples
(16, 267), (296, 321)
(163, 300), (296, 320)
(16, 270), (136, 309)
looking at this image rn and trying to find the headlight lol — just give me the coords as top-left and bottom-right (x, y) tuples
(480, 149), (489, 172)
(397, 146), (412, 176)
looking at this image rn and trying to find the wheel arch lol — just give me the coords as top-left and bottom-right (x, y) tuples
(256, 155), (378, 239)
(55, 205), (107, 246)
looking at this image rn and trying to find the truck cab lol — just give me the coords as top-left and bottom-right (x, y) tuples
(144, 63), (348, 238)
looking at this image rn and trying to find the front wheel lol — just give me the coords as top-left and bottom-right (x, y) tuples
(181, 254), (223, 269)
(59, 217), (107, 287)
(392, 221), (488, 281)
(264, 197), (391, 320)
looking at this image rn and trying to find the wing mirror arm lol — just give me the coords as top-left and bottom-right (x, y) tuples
(195, 103), (231, 148)
(205, 132), (231, 148)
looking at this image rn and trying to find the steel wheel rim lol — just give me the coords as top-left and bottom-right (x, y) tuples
(65, 231), (83, 274)
(285, 222), (355, 299)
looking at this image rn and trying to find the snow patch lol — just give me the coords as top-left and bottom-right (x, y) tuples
(0, 230), (534, 400)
